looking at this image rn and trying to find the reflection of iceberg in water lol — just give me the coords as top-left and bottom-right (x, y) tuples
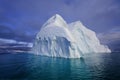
(26, 54), (106, 80)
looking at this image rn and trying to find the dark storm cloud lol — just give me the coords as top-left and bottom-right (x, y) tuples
(0, 0), (120, 43)
(0, 24), (34, 42)
(0, 25), (15, 38)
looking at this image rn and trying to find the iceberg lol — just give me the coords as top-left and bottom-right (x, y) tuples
(33, 14), (111, 58)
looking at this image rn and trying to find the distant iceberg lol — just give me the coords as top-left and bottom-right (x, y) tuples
(33, 14), (111, 58)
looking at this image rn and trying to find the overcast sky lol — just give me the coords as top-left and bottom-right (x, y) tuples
(0, 0), (120, 42)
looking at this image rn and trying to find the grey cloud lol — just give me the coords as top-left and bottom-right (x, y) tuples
(0, 38), (33, 47)
(97, 28), (120, 44)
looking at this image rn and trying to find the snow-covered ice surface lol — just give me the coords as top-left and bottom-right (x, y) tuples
(33, 14), (111, 58)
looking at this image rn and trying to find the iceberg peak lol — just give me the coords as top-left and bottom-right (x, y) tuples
(54, 14), (63, 19)
(69, 21), (86, 29)
(48, 14), (64, 21)
(36, 14), (75, 42)
(42, 14), (67, 28)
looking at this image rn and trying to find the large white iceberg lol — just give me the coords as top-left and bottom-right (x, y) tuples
(33, 14), (111, 58)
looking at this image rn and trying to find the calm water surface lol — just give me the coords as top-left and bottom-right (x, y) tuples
(0, 52), (120, 80)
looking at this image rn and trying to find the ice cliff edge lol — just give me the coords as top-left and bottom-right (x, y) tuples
(33, 14), (111, 58)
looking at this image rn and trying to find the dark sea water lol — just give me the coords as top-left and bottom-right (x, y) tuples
(0, 52), (120, 80)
